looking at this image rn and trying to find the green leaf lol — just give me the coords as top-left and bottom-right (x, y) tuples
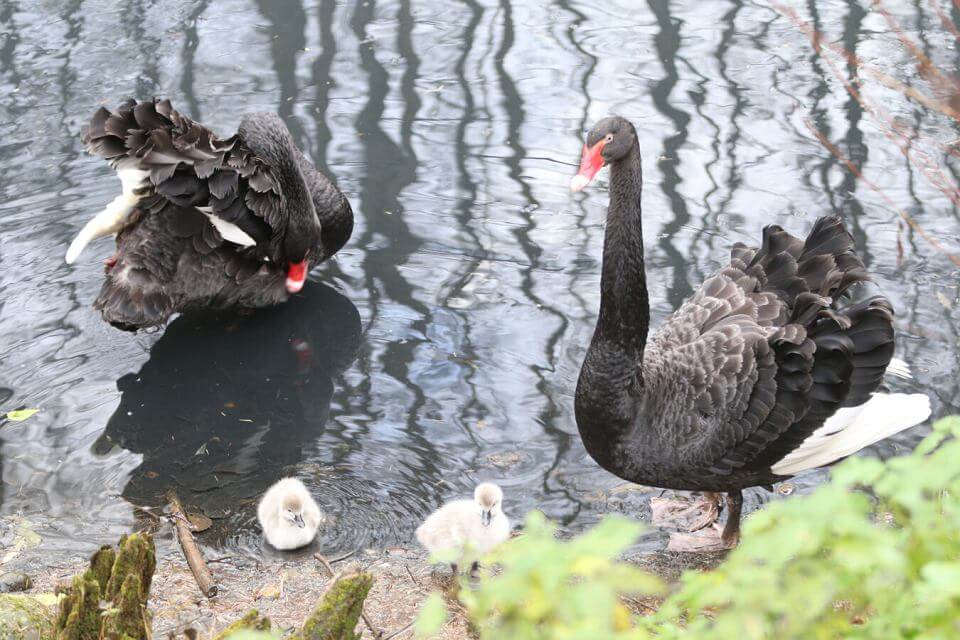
(415, 592), (447, 638)
(4, 408), (38, 422)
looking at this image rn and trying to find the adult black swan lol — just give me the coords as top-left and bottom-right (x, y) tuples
(65, 98), (353, 331)
(571, 116), (930, 550)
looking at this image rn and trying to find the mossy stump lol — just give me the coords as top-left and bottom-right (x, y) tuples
(213, 610), (272, 639)
(295, 567), (373, 640)
(55, 532), (156, 640)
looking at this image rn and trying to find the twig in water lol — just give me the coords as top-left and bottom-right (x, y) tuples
(803, 118), (960, 268)
(168, 491), (218, 597)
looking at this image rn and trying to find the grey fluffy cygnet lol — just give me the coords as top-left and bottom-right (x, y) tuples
(415, 482), (510, 575)
(257, 477), (322, 550)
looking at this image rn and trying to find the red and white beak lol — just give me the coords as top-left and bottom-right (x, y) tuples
(570, 139), (607, 192)
(286, 260), (308, 293)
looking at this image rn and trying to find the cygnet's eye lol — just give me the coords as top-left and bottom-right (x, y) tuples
(604, 134), (614, 144)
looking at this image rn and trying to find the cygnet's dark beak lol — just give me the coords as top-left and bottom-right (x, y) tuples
(481, 509), (492, 527)
(294, 514), (305, 528)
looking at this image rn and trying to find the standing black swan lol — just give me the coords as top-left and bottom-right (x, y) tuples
(65, 98), (353, 331)
(571, 116), (930, 550)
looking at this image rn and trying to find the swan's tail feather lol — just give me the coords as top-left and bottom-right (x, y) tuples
(65, 168), (149, 264)
(886, 357), (913, 380)
(770, 392), (931, 476)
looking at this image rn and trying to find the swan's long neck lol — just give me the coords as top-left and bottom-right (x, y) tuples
(575, 142), (649, 469)
(239, 114), (317, 257)
(595, 144), (650, 381)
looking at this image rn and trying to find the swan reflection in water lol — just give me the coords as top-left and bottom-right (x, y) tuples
(92, 282), (361, 547)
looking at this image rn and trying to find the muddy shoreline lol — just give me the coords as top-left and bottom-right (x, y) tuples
(5, 524), (727, 638)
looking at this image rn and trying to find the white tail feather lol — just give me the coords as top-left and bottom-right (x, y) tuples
(196, 207), (257, 247)
(886, 357), (913, 380)
(65, 168), (149, 264)
(771, 392), (931, 476)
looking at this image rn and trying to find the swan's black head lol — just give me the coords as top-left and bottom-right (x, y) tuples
(282, 204), (321, 293)
(570, 116), (638, 192)
(239, 112), (320, 293)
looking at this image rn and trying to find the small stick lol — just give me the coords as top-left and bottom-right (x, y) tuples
(404, 565), (421, 588)
(381, 621), (414, 640)
(168, 491), (218, 597)
(315, 553), (382, 639)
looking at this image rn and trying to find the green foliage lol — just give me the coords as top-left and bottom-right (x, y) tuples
(651, 415), (960, 639)
(422, 417), (960, 639)
(419, 512), (664, 639)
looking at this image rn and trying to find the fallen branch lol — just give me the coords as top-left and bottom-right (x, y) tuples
(168, 491), (218, 597)
(802, 117), (960, 268)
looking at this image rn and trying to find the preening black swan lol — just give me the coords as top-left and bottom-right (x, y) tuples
(571, 116), (930, 550)
(66, 98), (353, 331)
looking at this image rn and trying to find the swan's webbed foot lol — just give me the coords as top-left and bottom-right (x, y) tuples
(650, 491), (722, 532)
(665, 491), (742, 552)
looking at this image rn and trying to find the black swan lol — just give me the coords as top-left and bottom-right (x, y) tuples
(65, 98), (353, 331)
(571, 116), (930, 550)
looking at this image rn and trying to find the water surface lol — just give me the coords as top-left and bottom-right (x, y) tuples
(0, 0), (958, 557)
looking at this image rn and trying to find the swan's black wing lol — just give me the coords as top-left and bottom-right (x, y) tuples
(93, 195), (288, 331)
(644, 217), (894, 485)
(82, 98), (285, 260)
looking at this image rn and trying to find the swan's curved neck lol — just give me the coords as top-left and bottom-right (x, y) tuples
(595, 144), (649, 379)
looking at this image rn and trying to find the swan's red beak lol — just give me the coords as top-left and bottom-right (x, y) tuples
(286, 260), (308, 293)
(571, 139), (606, 192)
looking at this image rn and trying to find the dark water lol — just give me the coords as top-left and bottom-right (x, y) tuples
(0, 0), (958, 558)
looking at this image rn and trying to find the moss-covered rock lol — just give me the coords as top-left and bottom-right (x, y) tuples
(213, 610), (272, 639)
(105, 534), (154, 605)
(55, 572), (101, 640)
(296, 568), (373, 640)
(88, 545), (116, 594)
(0, 593), (56, 640)
(54, 533), (156, 640)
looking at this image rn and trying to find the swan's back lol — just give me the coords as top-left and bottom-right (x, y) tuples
(635, 217), (928, 488)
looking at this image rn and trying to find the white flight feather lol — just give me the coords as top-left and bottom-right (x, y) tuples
(65, 168), (149, 264)
(771, 392), (931, 476)
(196, 206), (257, 247)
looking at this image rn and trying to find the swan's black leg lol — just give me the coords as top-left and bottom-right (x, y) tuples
(721, 490), (743, 547)
(450, 562), (458, 576)
(469, 561), (480, 578)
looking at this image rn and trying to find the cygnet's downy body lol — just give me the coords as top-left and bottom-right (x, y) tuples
(416, 482), (510, 573)
(257, 477), (323, 550)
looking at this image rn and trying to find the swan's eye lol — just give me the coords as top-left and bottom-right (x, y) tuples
(604, 134), (614, 144)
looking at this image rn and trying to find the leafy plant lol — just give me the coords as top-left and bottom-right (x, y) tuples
(417, 513), (664, 639)
(420, 417), (960, 639)
(650, 415), (960, 639)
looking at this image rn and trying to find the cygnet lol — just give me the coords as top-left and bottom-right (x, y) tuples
(415, 482), (510, 574)
(257, 477), (323, 550)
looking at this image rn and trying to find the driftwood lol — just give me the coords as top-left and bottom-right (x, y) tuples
(167, 491), (218, 598)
